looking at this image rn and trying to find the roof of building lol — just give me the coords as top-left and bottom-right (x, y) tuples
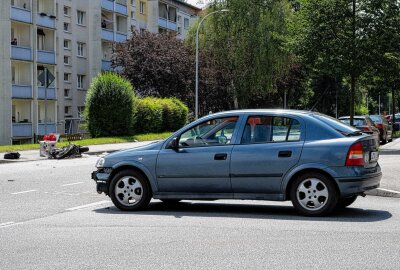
(174, 0), (202, 11)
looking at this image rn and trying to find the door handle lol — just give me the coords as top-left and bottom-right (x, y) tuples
(278, 150), (292, 158)
(214, 153), (228, 160)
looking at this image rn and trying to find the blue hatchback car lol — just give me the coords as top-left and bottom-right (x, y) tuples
(92, 110), (382, 216)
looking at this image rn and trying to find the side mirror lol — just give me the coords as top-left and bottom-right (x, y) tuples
(169, 137), (179, 150)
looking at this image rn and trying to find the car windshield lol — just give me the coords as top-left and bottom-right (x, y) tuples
(339, 118), (366, 126)
(369, 115), (381, 123)
(312, 113), (360, 135)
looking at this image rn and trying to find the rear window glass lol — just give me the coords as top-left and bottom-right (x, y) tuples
(369, 115), (381, 123)
(313, 114), (359, 134)
(339, 118), (365, 127)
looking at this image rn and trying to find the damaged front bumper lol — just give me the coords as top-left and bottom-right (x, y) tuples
(91, 168), (112, 195)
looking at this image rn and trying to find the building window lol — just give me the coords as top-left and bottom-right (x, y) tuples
(64, 106), (71, 115)
(64, 56), (70, 65)
(131, 0), (135, 6)
(63, 6), (70, 16)
(177, 16), (181, 23)
(184, 18), (189, 29)
(139, 1), (145, 14)
(64, 73), (70, 82)
(77, 10), (85, 25)
(77, 42), (85, 57)
(77, 106), (85, 118)
(77, 75), (84, 89)
(63, 39), (71, 49)
(64, 89), (70, 98)
(64, 22), (70, 32)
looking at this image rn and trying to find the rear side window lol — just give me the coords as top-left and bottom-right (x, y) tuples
(241, 116), (301, 144)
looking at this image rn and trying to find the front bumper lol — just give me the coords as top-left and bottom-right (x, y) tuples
(336, 172), (382, 197)
(92, 169), (112, 195)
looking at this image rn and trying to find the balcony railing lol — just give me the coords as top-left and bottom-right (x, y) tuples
(115, 2), (128, 15)
(12, 123), (33, 137)
(158, 18), (177, 31)
(38, 123), (57, 135)
(38, 87), (56, 100)
(37, 50), (56, 65)
(101, 0), (114, 11)
(11, 6), (32, 23)
(101, 60), (112, 71)
(11, 46), (32, 61)
(37, 13), (56, 29)
(116, 32), (127, 43)
(101, 29), (114, 41)
(12, 85), (33, 99)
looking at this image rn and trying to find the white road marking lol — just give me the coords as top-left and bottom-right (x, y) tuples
(65, 200), (110, 211)
(0, 222), (22, 229)
(11, 189), (37, 195)
(61, 182), (84, 187)
(379, 188), (400, 194)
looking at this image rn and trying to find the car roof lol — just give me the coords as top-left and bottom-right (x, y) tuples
(208, 109), (313, 117)
(338, 116), (367, 119)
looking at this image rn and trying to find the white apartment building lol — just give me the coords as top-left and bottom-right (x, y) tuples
(0, 0), (200, 145)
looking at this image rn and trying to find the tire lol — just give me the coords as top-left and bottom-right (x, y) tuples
(381, 133), (387, 145)
(79, 146), (89, 153)
(160, 199), (181, 204)
(290, 172), (338, 216)
(109, 169), (151, 211)
(336, 195), (357, 209)
(53, 144), (76, 159)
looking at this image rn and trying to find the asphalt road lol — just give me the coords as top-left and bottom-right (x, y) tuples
(379, 138), (400, 192)
(1, 154), (399, 269)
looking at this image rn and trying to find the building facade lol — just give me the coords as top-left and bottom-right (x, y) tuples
(0, 0), (200, 145)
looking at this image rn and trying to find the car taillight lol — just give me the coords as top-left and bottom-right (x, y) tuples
(376, 123), (383, 129)
(361, 126), (371, 132)
(346, 142), (364, 166)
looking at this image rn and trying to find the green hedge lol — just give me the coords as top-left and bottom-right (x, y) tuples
(134, 97), (188, 133)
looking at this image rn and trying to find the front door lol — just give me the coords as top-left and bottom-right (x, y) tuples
(156, 116), (239, 194)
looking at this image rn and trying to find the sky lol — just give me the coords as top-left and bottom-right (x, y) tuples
(186, 0), (212, 8)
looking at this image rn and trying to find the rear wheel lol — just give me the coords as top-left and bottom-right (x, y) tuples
(336, 195), (357, 209)
(109, 169), (151, 211)
(290, 172), (338, 216)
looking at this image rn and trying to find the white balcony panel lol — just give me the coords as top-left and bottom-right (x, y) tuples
(116, 32), (127, 43)
(37, 14), (56, 29)
(12, 85), (33, 99)
(37, 50), (56, 65)
(11, 46), (32, 61)
(115, 3), (128, 15)
(38, 123), (56, 135)
(101, 60), (112, 71)
(101, 0), (114, 11)
(158, 18), (167, 28)
(38, 87), (56, 100)
(12, 123), (33, 137)
(101, 29), (114, 41)
(11, 6), (32, 23)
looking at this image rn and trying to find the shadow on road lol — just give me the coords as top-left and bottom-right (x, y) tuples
(379, 148), (400, 156)
(94, 201), (392, 223)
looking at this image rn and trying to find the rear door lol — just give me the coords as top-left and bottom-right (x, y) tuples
(230, 114), (305, 196)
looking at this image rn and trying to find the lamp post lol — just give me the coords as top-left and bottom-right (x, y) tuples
(195, 9), (229, 119)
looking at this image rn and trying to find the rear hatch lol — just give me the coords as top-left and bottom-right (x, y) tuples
(356, 136), (379, 169)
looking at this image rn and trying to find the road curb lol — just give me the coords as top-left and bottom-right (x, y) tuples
(366, 188), (400, 198)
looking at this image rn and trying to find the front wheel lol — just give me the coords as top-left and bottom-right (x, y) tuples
(109, 169), (151, 211)
(290, 172), (338, 216)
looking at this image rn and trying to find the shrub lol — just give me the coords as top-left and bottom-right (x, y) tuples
(134, 98), (164, 133)
(165, 98), (188, 131)
(85, 73), (135, 137)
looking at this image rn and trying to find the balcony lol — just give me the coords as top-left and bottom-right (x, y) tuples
(101, 60), (112, 71)
(11, 46), (32, 61)
(167, 21), (177, 31)
(116, 32), (127, 43)
(11, 6), (32, 24)
(12, 123), (33, 138)
(38, 87), (56, 100)
(115, 2), (128, 15)
(101, 0), (114, 11)
(38, 123), (57, 135)
(12, 85), (33, 99)
(159, 18), (177, 31)
(37, 50), (55, 65)
(37, 13), (56, 29)
(101, 29), (114, 41)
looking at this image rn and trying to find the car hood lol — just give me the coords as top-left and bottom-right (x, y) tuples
(105, 140), (165, 159)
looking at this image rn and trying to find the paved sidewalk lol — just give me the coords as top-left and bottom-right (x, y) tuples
(0, 140), (156, 164)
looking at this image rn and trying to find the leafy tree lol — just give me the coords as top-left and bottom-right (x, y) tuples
(85, 73), (135, 137)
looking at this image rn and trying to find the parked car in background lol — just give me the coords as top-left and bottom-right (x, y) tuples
(369, 115), (393, 144)
(92, 110), (381, 217)
(338, 116), (380, 145)
(387, 113), (400, 132)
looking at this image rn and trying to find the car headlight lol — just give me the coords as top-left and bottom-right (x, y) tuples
(96, 157), (105, 168)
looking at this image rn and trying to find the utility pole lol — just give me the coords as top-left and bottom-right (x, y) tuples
(44, 67), (48, 135)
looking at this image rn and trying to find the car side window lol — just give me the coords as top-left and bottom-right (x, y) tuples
(179, 117), (239, 147)
(241, 116), (301, 144)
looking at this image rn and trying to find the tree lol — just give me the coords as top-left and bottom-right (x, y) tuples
(84, 73), (135, 137)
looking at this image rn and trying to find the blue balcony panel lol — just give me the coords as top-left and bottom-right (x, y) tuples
(116, 32), (127, 43)
(12, 85), (33, 99)
(37, 13), (56, 29)
(101, 0), (114, 11)
(11, 6), (32, 23)
(158, 18), (167, 28)
(167, 21), (177, 31)
(115, 3), (128, 15)
(12, 123), (33, 137)
(37, 50), (55, 65)
(11, 46), (32, 61)
(101, 29), (114, 41)
(38, 87), (56, 100)
(101, 60), (112, 71)
(38, 123), (57, 135)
